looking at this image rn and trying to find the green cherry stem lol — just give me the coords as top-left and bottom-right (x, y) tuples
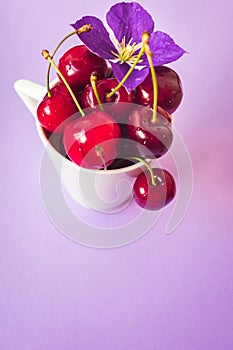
(131, 156), (156, 187)
(142, 32), (158, 123)
(42, 50), (85, 117)
(95, 145), (107, 170)
(106, 45), (145, 99)
(46, 24), (93, 96)
(90, 72), (104, 111)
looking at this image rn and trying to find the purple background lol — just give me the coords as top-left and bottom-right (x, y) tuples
(1, 0), (233, 349)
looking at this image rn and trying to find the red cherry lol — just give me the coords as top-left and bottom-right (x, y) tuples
(135, 66), (183, 114)
(62, 111), (121, 169)
(36, 82), (80, 133)
(58, 45), (108, 90)
(127, 106), (173, 158)
(133, 168), (176, 210)
(81, 78), (135, 121)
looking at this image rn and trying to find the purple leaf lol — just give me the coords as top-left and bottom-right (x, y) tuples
(111, 62), (149, 92)
(71, 16), (115, 59)
(149, 31), (187, 66)
(106, 2), (154, 44)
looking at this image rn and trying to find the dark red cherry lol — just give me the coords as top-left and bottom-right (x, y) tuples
(135, 66), (183, 114)
(127, 106), (173, 158)
(58, 45), (108, 90)
(62, 111), (121, 169)
(133, 168), (176, 210)
(81, 78), (135, 121)
(36, 82), (80, 133)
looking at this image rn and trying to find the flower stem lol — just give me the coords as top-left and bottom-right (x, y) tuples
(90, 72), (104, 111)
(131, 156), (156, 186)
(46, 24), (93, 97)
(142, 32), (158, 123)
(42, 50), (85, 117)
(107, 46), (145, 99)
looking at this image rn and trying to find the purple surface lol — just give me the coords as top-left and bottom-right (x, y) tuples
(1, 0), (233, 349)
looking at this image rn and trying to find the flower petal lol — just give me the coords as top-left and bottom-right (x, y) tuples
(71, 16), (115, 59)
(106, 2), (154, 44)
(149, 31), (187, 66)
(111, 62), (149, 92)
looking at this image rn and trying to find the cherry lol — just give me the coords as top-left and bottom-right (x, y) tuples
(62, 111), (121, 169)
(58, 45), (108, 90)
(127, 106), (173, 158)
(37, 82), (81, 133)
(133, 168), (176, 210)
(135, 66), (183, 114)
(81, 78), (135, 121)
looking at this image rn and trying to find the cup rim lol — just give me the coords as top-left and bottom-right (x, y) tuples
(36, 120), (150, 175)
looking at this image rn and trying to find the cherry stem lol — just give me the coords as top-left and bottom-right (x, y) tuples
(90, 72), (104, 111)
(142, 32), (158, 123)
(95, 145), (107, 170)
(106, 45), (145, 99)
(131, 156), (156, 186)
(42, 50), (85, 117)
(46, 24), (93, 97)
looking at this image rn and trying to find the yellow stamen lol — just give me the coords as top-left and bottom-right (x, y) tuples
(111, 35), (143, 66)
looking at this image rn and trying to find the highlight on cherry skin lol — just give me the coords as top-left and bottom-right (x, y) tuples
(81, 77), (135, 122)
(127, 105), (173, 159)
(133, 168), (176, 210)
(58, 45), (108, 89)
(135, 66), (183, 114)
(37, 82), (81, 133)
(62, 110), (121, 169)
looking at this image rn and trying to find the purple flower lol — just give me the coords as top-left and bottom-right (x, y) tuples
(71, 2), (186, 92)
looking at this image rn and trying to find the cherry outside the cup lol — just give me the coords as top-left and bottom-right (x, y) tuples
(127, 106), (173, 159)
(37, 82), (81, 133)
(62, 111), (121, 169)
(58, 45), (108, 90)
(81, 77), (135, 121)
(135, 66), (183, 114)
(133, 168), (176, 210)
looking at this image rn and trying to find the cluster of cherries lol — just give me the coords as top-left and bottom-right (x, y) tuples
(37, 43), (183, 210)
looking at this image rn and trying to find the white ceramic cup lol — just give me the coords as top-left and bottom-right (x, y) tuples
(14, 79), (151, 212)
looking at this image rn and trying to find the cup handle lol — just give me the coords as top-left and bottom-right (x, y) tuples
(14, 79), (46, 118)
